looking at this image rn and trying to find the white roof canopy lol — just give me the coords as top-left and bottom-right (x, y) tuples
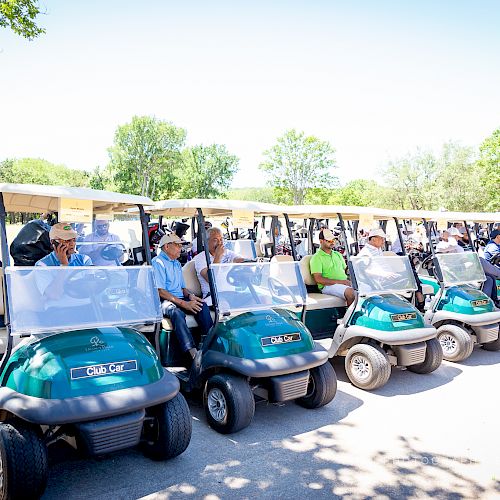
(0, 184), (153, 213)
(284, 205), (395, 220)
(146, 199), (286, 217)
(389, 209), (500, 223)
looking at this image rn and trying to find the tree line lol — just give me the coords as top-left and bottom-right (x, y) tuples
(1, 117), (498, 212)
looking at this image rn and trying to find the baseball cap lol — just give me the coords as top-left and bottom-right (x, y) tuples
(319, 229), (335, 241)
(491, 229), (500, 239)
(447, 227), (461, 237)
(49, 222), (78, 240)
(159, 233), (183, 246)
(368, 228), (387, 238)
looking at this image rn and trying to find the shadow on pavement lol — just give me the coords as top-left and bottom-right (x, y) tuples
(459, 346), (500, 367)
(43, 390), (363, 499)
(331, 357), (463, 397)
(370, 435), (500, 499)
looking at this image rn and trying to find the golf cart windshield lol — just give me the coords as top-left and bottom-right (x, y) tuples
(435, 251), (486, 286)
(351, 255), (417, 295)
(224, 240), (257, 260)
(210, 261), (306, 314)
(6, 266), (162, 335)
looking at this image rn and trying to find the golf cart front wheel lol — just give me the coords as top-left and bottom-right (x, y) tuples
(407, 338), (443, 374)
(296, 362), (337, 409)
(437, 324), (474, 362)
(141, 393), (192, 460)
(0, 421), (48, 500)
(204, 374), (255, 434)
(345, 344), (391, 391)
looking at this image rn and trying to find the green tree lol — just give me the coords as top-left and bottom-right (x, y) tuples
(260, 129), (337, 205)
(0, 0), (45, 39)
(0, 158), (89, 186)
(383, 149), (439, 210)
(434, 142), (487, 211)
(227, 187), (277, 203)
(178, 144), (238, 199)
(328, 179), (391, 208)
(477, 128), (500, 211)
(108, 116), (186, 200)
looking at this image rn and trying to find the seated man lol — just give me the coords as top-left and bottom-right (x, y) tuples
(484, 229), (500, 264)
(79, 219), (121, 266)
(36, 222), (93, 267)
(152, 233), (213, 360)
(310, 229), (355, 306)
(194, 227), (245, 303)
(35, 222), (93, 302)
(358, 228), (386, 257)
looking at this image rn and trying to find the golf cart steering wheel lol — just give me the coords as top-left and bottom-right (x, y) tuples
(100, 243), (126, 263)
(226, 265), (255, 288)
(421, 254), (434, 270)
(64, 269), (110, 299)
(491, 253), (500, 267)
(267, 277), (298, 303)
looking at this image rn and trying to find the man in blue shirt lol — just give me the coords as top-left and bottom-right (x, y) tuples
(484, 229), (500, 264)
(153, 233), (213, 360)
(36, 222), (93, 267)
(35, 222), (92, 301)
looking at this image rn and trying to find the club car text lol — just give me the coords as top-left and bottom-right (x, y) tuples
(390, 312), (417, 322)
(261, 333), (301, 347)
(70, 360), (138, 380)
(471, 299), (489, 307)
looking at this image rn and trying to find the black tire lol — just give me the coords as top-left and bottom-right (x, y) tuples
(142, 393), (192, 460)
(296, 362), (337, 409)
(345, 343), (391, 390)
(204, 374), (255, 434)
(407, 338), (443, 374)
(482, 329), (500, 352)
(437, 324), (474, 362)
(0, 421), (48, 500)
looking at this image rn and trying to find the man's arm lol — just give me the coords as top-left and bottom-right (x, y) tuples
(312, 274), (351, 287)
(158, 287), (203, 313)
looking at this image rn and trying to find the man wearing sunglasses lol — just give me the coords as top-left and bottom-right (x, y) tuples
(310, 228), (355, 306)
(153, 233), (213, 360)
(79, 219), (121, 266)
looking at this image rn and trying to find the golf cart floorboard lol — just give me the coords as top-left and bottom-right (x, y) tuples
(166, 367), (190, 382)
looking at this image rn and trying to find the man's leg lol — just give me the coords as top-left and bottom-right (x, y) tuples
(162, 301), (196, 353)
(322, 284), (356, 306)
(193, 302), (213, 336)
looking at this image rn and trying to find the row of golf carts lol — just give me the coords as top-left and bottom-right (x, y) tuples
(0, 184), (497, 499)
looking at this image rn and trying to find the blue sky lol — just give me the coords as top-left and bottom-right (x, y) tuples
(1, 0), (499, 188)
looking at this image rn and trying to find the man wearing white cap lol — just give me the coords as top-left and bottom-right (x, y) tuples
(79, 219), (121, 266)
(310, 228), (355, 306)
(35, 223), (93, 267)
(358, 228), (386, 257)
(152, 233), (213, 360)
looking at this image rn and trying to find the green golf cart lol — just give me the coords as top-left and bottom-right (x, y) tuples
(283, 205), (442, 391)
(146, 199), (337, 434)
(410, 211), (500, 361)
(0, 184), (192, 499)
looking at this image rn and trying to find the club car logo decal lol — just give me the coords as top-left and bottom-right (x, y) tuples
(390, 312), (417, 322)
(70, 360), (138, 380)
(85, 336), (108, 352)
(261, 333), (301, 347)
(471, 299), (489, 307)
(265, 314), (281, 325)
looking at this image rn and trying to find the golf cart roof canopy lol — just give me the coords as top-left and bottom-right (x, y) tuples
(284, 205), (394, 220)
(0, 183), (154, 213)
(145, 199), (286, 217)
(389, 209), (500, 223)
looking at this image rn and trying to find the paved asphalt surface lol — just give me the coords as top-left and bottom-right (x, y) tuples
(43, 347), (499, 500)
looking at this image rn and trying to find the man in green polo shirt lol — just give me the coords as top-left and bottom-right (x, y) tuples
(310, 228), (355, 306)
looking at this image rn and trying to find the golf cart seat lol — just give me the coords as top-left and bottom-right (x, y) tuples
(421, 283), (435, 295)
(270, 255), (294, 262)
(300, 255), (347, 309)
